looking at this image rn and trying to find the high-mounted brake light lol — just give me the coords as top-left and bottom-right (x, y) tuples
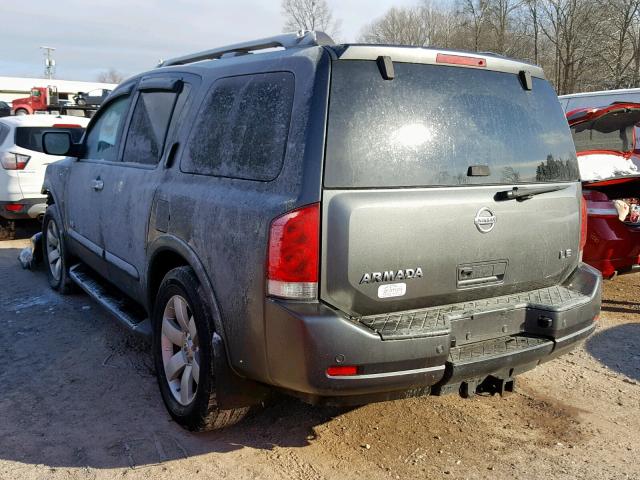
(0, 152), (30, 170)
(267, 203), (320, 300)
(436, 53), (486, 67)
(52, 124), (82, 129)
(579, 196), (588, 258)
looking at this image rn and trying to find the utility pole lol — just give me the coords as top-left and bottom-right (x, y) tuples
(40, 46), (56, 80)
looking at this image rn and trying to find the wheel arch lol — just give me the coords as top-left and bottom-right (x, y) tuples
(146, 235), (229, 350)
(146, 235), (269, 408)
(13, 106), (32, 115)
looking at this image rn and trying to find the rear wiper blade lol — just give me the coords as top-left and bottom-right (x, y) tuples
(496, 184), (570, 201)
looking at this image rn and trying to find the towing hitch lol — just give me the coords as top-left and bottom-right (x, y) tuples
(460, 375), (516, 398)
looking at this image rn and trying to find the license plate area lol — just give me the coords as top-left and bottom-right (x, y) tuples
(450, 307), (525, 346)
(457, 260), (508, 289)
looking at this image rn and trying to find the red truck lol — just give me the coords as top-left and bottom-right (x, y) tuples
(11, 86), (61, 115)
(11, 86), (96, 117)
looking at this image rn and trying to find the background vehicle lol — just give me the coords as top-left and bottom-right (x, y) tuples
(12, 86), (97, 117)
(0, 101), (10, 117)
(0, 115), (87, 239)
(559, 88), (640, 112)
(41, 31), (601, 432)
(567, 103), (640, 278)
(73, 89), (111, 106)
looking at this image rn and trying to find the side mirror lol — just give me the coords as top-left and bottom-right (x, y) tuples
(42, 131), (82, 157)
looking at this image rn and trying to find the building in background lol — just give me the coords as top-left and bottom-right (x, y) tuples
(0, 76), (117, 105)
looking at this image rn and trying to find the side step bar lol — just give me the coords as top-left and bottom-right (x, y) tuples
(69, 264), (152, 338)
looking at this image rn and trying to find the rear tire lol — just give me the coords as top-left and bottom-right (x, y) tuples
(152, 266), (249, 431)
(0, 219), (16, 240)
(42, 210), (73, 294)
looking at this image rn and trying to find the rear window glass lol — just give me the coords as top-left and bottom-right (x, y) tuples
(572, 124), (634, 153)
(181, 72), (294, 181)
(15, 126), (84, 153)
(325, 61), (579, 188)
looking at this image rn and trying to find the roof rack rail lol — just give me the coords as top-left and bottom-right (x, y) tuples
(158, 30), (335, 68)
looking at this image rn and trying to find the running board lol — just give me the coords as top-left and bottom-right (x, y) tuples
(69, 264), (152, 337)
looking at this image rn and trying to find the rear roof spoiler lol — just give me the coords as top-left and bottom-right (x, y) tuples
(158, 30), (335, 68)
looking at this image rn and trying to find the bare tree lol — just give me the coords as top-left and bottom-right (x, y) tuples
(355, 0), (640, 94)
(597, 0), (640, 88)
(538, 0), (602, 94)
(359, 1), (457, 47)
(524, 0), (541, 63)
(460, 0), (491, 51)
(487, 0), (522, 54)
(97, 68), (124, 84)
(360, 6), (431, 46)
(281, 0), (340, 37)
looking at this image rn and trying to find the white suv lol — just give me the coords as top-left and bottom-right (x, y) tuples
(0, 115), (88, 239)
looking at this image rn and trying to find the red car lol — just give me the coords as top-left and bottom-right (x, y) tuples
(567, 102), (640, 278)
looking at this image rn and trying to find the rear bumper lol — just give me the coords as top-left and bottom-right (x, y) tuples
(0, 198), (46, 220)
(264, 263), (602, 405)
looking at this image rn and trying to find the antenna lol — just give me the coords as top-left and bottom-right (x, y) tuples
(40, 46), (56, 80)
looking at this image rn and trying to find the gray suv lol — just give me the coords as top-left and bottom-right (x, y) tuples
(40, 31), (602, 431)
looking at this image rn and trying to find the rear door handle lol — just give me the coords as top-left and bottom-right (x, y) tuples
(91, 179), (104, 191)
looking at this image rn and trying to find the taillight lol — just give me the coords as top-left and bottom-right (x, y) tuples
(4, 204), (24, 213)
(1, 152), (30, 170)
(267, 203), (320, 300)
(580, 195), (588, 257)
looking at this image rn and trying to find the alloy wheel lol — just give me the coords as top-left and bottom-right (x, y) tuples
(46, 220), (62, 282)
(161, 295), (200, 406)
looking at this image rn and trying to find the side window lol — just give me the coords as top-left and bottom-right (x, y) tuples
(0, 124), (9, 144)
(182, 72), (295, 181)
(122, 90), (178, 165)
(83, 95), (131, 162)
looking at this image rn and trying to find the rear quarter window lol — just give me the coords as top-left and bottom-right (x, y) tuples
(181, 72), (295, 181)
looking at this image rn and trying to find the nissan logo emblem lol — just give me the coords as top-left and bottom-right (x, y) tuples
(474, 207), (497, 233)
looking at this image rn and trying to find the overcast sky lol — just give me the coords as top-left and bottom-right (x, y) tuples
(0, 0), (420, 82)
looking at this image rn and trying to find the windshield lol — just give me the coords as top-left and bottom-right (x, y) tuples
(325, 61), (579, 188)
(15, 127), (84, 153)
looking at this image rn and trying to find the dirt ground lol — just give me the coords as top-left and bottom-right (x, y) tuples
(0, 228), (638, 480)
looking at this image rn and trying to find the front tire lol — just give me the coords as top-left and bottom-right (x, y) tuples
(14, 109), (28, 116)
(77, 98), (87, 106)
(42, 210), (73, 293)
(152, 266), (249, 431)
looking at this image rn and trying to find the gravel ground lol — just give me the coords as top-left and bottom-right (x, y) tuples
(0, 230), (638, 480)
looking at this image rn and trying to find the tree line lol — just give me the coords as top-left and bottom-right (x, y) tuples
(282, 0), (640, 95)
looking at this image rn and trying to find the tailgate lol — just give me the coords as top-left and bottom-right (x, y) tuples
(321, 185), (581, 317)
(321, 57), (582, 318)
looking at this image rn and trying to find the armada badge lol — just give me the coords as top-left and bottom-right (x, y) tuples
(360, 268), (423, 285)
(474, 207), (497, 233)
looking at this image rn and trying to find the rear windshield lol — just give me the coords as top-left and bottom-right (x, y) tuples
(571, 123), (634, 154)
(325, 61), (579, 188)
(15, 126), (84, 153)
